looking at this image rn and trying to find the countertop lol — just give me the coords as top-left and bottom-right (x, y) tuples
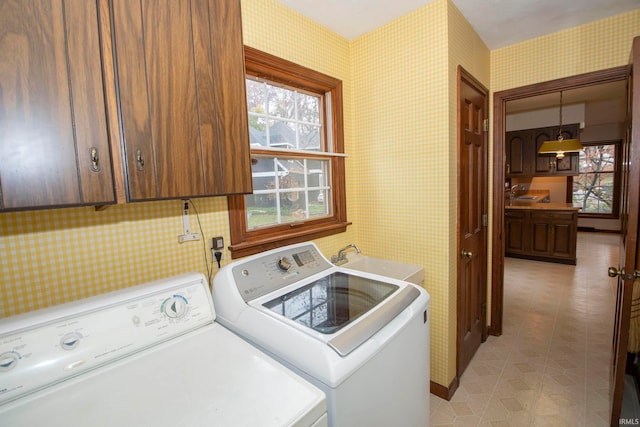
(506, 201), (581, 211)
(505, 189), (581, 211)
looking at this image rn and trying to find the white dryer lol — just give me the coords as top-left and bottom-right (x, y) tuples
(0, 273), (327, 427)
(212, 243), (430, 427)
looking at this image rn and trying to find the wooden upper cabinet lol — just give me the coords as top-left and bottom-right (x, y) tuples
(506, 123), (580, 178)
(505, 131), (531, 177)
(0, 0), (115, 210)
(110, 0), (252, 201)
(535, 124), (579, 176)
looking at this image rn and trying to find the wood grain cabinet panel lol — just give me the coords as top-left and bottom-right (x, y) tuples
(0, 0), (115, 210)
(506, 124), (580, 178)
(505, 132), (531, 177)
(505, 210), (527, 255)
(110, 0), (252, 201)
(505, 209), (577, 264)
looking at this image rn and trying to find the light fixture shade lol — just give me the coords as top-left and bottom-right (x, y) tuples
(538, 137), (583, 159)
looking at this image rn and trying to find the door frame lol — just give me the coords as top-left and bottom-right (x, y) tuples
(491, 65), (629, 335)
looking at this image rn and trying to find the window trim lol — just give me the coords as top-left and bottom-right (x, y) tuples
(228, 46), (350, 259)
(570, 139), (622, 219)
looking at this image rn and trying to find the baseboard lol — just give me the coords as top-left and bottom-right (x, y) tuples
(577, 226), (620, 233)
(430, 377), (459, 401)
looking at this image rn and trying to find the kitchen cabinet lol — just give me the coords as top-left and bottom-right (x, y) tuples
(0, 0), (115, 210)
(533, 124), (580, 176)
(505, 208), (578, 264)
(505, 132), (531, 177)
(506, 124), (580, 178)
(111, 0), (252, 201)
(505, 210), (527, 255)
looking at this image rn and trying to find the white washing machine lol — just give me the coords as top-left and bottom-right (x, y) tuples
(212, 243), (430, 427)
(0, 273), (327, 427)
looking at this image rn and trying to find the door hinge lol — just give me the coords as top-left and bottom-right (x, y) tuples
(483, 118), (489, 132)
(482, 303), (487, 316)
(482, 213), (488, 227)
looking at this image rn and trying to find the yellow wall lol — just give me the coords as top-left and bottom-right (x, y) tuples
(491, 9), (640, 92)
(350, 0), (490, 387)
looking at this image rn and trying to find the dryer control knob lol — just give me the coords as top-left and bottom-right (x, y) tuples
(162, 296), (188, 319)
(277, 257), (292, 272)
(0, 351), (20, 372)
(60, 332), (83, 350)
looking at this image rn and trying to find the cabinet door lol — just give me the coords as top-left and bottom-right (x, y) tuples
(505, 211), (528, 255)
(506, 131), (530, 177)
(0, 0), (115, 210)
(551, 124), (580, 175)
(529, 218), (552, 256)
(549, 212), (577, 261)
(533, 128), (555, 175)
(111, 0), (251, 201)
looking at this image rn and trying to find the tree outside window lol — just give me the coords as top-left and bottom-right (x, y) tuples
(572, 144), (619, 216)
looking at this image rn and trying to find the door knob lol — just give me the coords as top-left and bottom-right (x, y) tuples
(608, 266), (640, 280)
(461, 249), (473, 259)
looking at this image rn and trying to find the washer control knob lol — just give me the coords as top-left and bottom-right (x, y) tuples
(60, 332), (83, 350)
(163, 295), (188, 319)
(277, 257), (292, 272)
(0, 351), (20, 372)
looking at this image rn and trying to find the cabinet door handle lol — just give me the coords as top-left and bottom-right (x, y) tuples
(461, 249), (473, 259)
(89, 147), (100, 172)
(136, 149), (145, 170)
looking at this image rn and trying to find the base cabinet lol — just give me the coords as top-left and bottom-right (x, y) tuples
(505, 209), (578, 264)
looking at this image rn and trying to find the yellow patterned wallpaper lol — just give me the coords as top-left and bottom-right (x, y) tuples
(349, 0), (490, 387)
(491, 9), (640, 93)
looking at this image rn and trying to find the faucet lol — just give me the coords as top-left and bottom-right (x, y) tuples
(510, 184), (525, 199)
(331, 244), (361, 265)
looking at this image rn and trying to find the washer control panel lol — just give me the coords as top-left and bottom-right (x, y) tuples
(0, 273), (213, 405)
(231, 243), (333, 302)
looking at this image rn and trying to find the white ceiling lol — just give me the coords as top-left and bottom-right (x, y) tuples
(275, 0), (640, 50)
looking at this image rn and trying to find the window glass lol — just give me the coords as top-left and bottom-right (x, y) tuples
(246, 155), (331, 229)
(228, 47), (348, 259)
(247, 78), (323, 151)
(572, 145), (616, 214)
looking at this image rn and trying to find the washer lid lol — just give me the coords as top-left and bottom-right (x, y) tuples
(262, 271), (420, 356)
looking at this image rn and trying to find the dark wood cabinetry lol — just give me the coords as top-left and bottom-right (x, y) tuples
(0, 0), (115, 210)
(505, 208), (578, 264)
(505, 210), (527, 255)
(111, 0), (252, 201)
(506, 124), (580, 178)
(0, 0), (252, 211)
(505, 132), (531, 177)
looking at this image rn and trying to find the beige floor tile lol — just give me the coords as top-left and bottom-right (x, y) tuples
(429, 232), (618, 427)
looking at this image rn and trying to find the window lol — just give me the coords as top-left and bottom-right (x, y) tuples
(572, 142), (620, 217)
(228, 47), (349, 258)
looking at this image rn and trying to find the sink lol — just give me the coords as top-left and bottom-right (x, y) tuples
(516, 195), (538, 200)
(341, 254), (424, 285)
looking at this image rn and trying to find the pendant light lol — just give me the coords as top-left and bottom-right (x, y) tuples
(537, 91), (582, 159)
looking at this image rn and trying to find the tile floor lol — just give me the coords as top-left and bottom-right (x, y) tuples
(430, 232), (620, 427)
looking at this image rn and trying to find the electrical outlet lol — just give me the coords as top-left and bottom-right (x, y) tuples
(178, 200), (200, 243)
(178, 234), (199, 243)
(211, 236), (224, 250)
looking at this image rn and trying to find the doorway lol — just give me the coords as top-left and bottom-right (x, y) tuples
(490, 65), (629, 336)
